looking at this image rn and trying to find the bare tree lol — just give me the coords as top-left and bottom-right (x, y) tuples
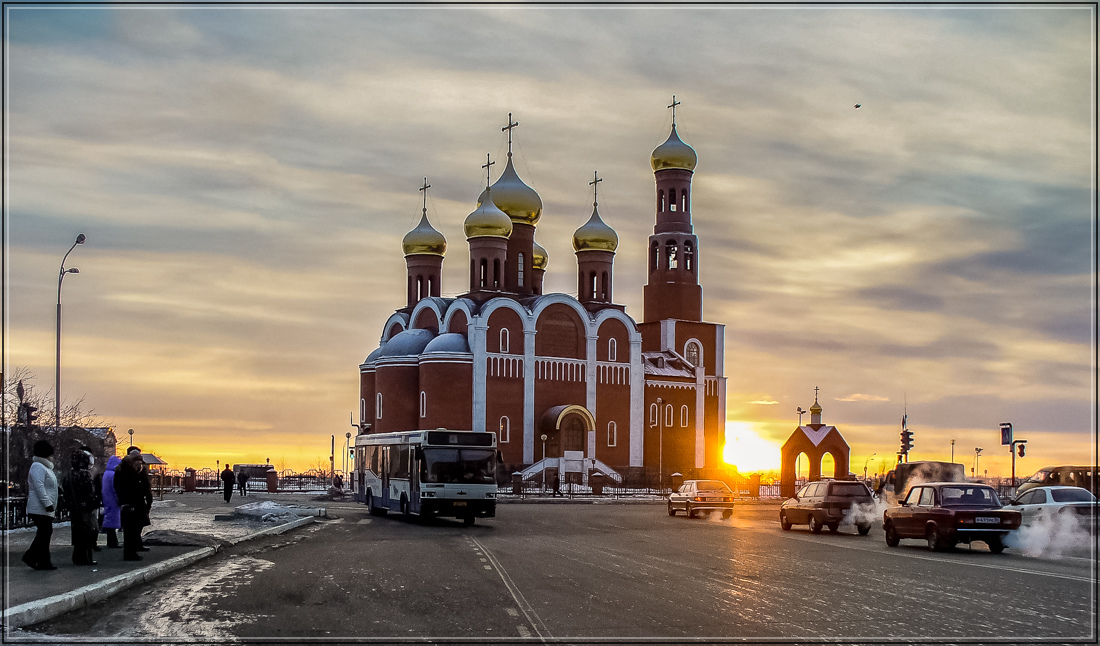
(2, 366), (105, 430)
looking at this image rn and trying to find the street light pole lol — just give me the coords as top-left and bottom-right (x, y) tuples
(56, 233), (86, 430)
(540, 434), (547, 492)
(974, 447), (983, 478)
(657, 397), (664, 492)
(864, 453), (876, 480)
(127, 428), (134, 450)
(951, 439), (955, 463)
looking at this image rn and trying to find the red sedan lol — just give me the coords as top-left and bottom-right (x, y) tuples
(883, 482), (1021, 553)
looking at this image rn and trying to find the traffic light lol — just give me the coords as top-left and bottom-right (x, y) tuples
(900, 429), (913, 454)
(1017, 443), (1025, 457)
(22, 403), (38, 427)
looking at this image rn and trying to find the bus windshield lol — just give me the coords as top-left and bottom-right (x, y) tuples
(421, 448), (496, 484)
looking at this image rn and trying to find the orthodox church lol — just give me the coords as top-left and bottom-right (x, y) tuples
(358, 107), (727, 482)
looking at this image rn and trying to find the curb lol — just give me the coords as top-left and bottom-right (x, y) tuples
(6, 515), (318, 628)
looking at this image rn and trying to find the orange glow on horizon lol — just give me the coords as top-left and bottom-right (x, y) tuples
(722, 421), (782, 473)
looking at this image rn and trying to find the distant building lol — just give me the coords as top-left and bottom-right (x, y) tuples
(358, 111), (727, 481)
(779, 393), (851, 498)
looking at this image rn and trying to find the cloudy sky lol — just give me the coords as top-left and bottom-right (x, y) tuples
(4, 4), (1094, 475)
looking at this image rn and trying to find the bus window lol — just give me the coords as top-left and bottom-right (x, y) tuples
(391, 445), (411, 479)
(420, 448), (496, 484)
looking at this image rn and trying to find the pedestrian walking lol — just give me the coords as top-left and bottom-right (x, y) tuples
(63, 447), (100, 565)
(221, 464), (236, 503)
(114, 448), (150, 561)
(100, 455), (122, 548)
(22, 440), (59, 571)
(238, 471), (249, 497)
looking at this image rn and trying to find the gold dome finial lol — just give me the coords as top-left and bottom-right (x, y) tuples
(465, 154), (513, 239)
(651, 99), (697, 171)
(402, 178), (447, 257)
(573, 173), (618, 253)
(532, 239), (549, 270)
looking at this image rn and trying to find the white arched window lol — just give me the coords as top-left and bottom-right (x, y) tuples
(608, 338), (617, 362)
(608, 421), (618, 447)
(499, 416), (510, 443)
(664, 404), (674, 427)
(500, 328), (510, 353)
(376, 393), (383, 419)
(360, 398), (366, 426)
(649, 403), (658, 427)
(420, 391), (427, 418)
(685, 341), (701, 367)
(681, 405), (689, 427)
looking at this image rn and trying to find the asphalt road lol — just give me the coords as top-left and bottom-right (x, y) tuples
(27, 502), (1096, 643)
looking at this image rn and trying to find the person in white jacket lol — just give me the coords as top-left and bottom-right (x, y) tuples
(22, 440), (59, 570)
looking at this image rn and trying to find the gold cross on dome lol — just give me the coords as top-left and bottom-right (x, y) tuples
(502, 112), (519, 156)
(589, 171), (602, 206)
(419, 177), (431, 214)
(482, 154), (495, 189)
(668, 95), (681, 125)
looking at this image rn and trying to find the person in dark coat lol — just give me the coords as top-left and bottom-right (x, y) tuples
(22, 440), (58, 570)
(114, 448), (150, 561)
(63, 448), (100, 565)
(221, 465), (236, 503)
(238, 471), (249, 497)
(100, 455), (122, 548)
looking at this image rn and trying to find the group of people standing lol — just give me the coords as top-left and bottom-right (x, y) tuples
(220, 464), (250, 503)
(22, 440), (154, 570)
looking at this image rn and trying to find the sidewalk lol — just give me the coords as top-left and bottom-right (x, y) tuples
(4, 492), (326, 629)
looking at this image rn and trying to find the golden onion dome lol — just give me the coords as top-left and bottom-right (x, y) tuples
(464, 190), (513, 239)
(532, 239), (549, 270)
(572, 204), (618, 253)
(650, 124), (698, 172)
(809, 399), (822, 414)
(488, 156), (542, 226)
(402, 212), (447, 257)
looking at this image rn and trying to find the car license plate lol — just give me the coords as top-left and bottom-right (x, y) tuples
(454, 502), (467, 507)
(975, 516), (999, 524)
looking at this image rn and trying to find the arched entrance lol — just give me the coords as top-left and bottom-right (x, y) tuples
(780, 429), (851, 499)
(539, 405), (596, 459)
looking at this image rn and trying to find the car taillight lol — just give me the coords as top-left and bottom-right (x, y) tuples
(694, 496), (705, 502)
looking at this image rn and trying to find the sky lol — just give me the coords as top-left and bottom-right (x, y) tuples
(3, 4), (1095, 477)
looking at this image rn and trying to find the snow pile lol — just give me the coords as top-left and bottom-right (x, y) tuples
(234, 500), (320, 522)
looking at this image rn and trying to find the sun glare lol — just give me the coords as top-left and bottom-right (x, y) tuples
(722, 421), (781, 473)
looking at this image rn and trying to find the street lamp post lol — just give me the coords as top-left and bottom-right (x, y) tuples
(974, 447), (983, 478)
(56, 233), (86, 430)
(863, 453), (876, 480)
(344, 431), (352, 482)
(657, 397), (664, 492)
(951, 439), (955, 463)
(540, 434), (548, 492)
(127, 428), (134, 450)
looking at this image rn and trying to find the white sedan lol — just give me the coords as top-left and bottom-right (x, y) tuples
(1007, 485), (1096, 528)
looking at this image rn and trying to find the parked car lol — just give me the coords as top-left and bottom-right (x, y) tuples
(883, 482), (1021, 553)
(668, 480), (734, 518)
(1006, 485), (1096, 530)
(1016, 466), (1098, 498)
(780, 480), (873, 535)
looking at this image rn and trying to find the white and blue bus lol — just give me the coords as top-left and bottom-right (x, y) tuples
(354, 429), (497, 525)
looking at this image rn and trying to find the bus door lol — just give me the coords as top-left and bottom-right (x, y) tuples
(410, 447), (422, 514)
(381, 446), (390, 510)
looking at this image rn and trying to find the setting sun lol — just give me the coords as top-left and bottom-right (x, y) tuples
(722, 421), (782, 473)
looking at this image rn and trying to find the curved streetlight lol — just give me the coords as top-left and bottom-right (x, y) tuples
(864, 452), (877, 480)
(56, 233), (86, 430)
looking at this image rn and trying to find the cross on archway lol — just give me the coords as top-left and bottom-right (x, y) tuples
(502, 113), (519, 156)
(589, 171), (602, 206)
(668, 95), (681, 125)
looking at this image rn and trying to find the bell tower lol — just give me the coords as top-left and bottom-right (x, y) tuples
(643, 98), (702, 323)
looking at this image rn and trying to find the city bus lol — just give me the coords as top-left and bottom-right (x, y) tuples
(354, 429), (497, 525)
